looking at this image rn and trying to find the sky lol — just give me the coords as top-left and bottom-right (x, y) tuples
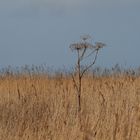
(0, 0), (140, 69)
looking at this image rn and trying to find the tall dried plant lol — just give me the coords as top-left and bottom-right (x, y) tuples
(70, 35), (105, 112)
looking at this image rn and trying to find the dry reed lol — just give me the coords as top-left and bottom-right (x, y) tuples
(0, 74), (140, 140)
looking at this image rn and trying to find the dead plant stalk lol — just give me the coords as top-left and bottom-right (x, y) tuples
(70, 35), (105, 112)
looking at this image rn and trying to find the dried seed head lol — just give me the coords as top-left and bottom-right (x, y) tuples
(69, 35), (106, 52)
(95, 42), (106, 50)
(70, 42), (95, 51)
(80, 35), (91, 41)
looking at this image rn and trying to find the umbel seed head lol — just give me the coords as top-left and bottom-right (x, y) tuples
(70, 42), (95, 51)
(95, 42), (106, 50)
(80, 35), (91, 41)
(69, 35), (106, 52)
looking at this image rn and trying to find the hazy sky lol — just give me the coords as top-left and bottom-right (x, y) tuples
(0, 0), (140, 69)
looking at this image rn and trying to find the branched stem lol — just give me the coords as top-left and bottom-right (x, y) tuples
(70, 36), (105, 113)
(80, 50), (99, 78)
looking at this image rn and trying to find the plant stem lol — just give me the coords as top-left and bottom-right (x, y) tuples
(77, 49), (81, 112)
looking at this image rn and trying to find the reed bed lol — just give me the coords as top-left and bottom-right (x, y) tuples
(0, 74), (140, 140)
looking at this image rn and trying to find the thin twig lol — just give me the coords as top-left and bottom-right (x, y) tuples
(80, 47), (87, 60)
(83, 49), (97, 60)
(80, 50), (99, 78)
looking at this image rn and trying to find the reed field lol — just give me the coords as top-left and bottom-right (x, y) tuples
(0, 71), (140, 140)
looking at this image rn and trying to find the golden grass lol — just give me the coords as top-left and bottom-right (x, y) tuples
(0, 74), (140, 140)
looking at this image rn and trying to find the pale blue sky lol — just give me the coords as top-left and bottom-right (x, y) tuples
(0, 0), (140, 69)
